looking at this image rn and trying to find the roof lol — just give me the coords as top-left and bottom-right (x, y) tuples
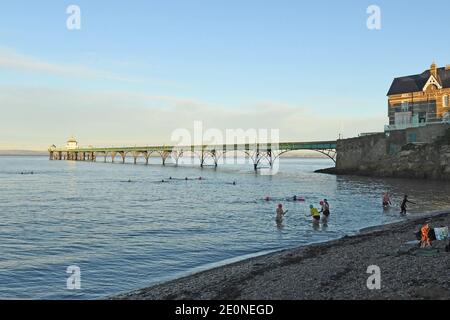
(67, 137), (77, 143)
(387, 67), (450, 96)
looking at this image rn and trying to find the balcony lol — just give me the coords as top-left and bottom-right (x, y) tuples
(384, 122), (426, 131)
(385, 119), (450, 132)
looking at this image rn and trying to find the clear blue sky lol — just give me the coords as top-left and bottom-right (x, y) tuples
(0, 0), (449, 149)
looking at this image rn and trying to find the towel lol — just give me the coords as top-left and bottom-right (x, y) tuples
(434, 227), (449, 241)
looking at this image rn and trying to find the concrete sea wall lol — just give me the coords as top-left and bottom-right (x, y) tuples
(334, 124), (450, 180)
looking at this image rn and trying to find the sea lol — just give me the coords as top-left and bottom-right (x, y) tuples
(1, 156), (449, 299)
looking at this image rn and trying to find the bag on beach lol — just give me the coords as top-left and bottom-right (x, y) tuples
(428, 228), (436, 241)
(415, 231), (421, 241)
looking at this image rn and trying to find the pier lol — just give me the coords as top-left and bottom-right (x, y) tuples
(49, 141), (337, 171)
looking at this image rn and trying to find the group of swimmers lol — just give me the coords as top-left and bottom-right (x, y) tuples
(382, 192), (416, 215)
(265, 195), (305, 202)
(276, 199), (331, 225)
(159, 177), (237, 185)
(310, 199), (330, 224)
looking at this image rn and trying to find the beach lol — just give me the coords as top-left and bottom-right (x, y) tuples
(116, 211), (450, 300)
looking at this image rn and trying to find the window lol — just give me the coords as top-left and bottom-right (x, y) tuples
(419, 112), (427, 123)
(401, 101), (409, 111)
(444, 95), (449, 108)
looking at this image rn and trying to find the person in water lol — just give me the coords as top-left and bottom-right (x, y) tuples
(276, 204), (287, 222)
(400, 195), (415, 215)
(290, 195), (305, 202)
(310, 205), (321, 224)
(382, 192), (392, 208)
(319, 200), (330, 222)
(323, 199), (330, 219)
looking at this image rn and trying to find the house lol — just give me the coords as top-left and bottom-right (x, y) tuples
(386, 62), (450, 131)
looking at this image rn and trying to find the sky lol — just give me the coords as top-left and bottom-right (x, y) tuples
(0, 0), (449, 150)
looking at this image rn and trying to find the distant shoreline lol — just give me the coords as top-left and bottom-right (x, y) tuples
(0, 153), (328, 159)
(114, 210), (450, 300)
(0, 152), (47, 156)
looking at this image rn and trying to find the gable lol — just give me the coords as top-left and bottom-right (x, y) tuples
(423, 75), (443, 91)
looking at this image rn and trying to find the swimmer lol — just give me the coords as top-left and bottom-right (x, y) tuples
(265, 196), (271, 202)
(185, 177), (188, 181)
(276, 204), (288, 222)
(320, 199), (331, 219)
(310, 205), (321, 224)
(233, 181), (236, 186)
(382, 192), (391, 208)
(291, 195), (305, 202)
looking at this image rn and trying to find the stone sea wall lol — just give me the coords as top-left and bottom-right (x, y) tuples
(332, 124), (450, 180)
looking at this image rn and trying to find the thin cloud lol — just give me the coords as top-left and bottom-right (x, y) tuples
(0, 86), (386, 150)
(0, 47), (145, 83)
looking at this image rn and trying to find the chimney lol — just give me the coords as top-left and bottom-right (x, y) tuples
(430, 62), (438, 77)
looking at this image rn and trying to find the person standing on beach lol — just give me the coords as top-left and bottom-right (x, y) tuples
(276, 204), (287, 222)
(400, 195), (415, 215)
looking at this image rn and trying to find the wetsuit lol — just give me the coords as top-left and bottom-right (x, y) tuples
(401, 198), (412, 214)
(323, 202), (330, 217)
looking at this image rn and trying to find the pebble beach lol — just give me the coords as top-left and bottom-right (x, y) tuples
(116, 211), (450, 300)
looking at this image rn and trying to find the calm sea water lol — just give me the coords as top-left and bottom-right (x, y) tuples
(1, 156), (450, 299)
